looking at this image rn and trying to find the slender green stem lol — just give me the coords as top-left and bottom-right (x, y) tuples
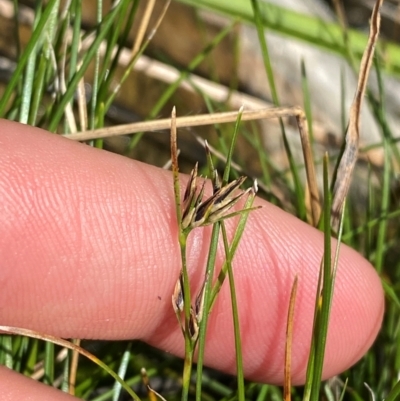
(195, 223), (220, 401)
(48, 2), (125, 131)
(180, 235), (194, 401)
(250, 0), (305, 220)
(375, 140), (390, 274)
(0, 0), (59, 116)
(221, 223), (245, 401)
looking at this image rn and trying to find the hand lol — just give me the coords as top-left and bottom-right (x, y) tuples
(0, 120), (383, 399)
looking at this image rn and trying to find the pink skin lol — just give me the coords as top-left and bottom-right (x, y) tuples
(0, 120), (383, 398)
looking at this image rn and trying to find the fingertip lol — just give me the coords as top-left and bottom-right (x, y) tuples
(0, 366), (79, 400)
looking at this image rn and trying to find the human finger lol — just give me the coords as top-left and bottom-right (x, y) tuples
(0, 121), (384, 385)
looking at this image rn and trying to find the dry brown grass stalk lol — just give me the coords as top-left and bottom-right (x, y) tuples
(331, 0), (383, 230)
(65, 106), (321, 225)
(284, 275), (298, 401)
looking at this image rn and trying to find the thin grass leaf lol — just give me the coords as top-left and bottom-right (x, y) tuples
(89, 0), (102, 131)
(126, 18), (237, 153)
(339, 378), (349, 401)
(61, 350), (70, 393)
(24, 338), (39, 376)
(44, 341), (55, 386)
(0, 335), (13, 368)
(222, 222), (245, 401)
(48, 1), (127, 131)
(382, 280), (400, 310)
(0, 325), (141, 401)
(19, 2), (42, 124)
(364, 53), (400, 168)
(170, 107), (195, 401)
(374, 140), (390, 274)
(385, 379), (400, 401)
(250, 0), (307, 222)
(0, 0), (59, 116)
(301, 61), (315, 156)
(178, 0), (400, 75)
(283, 275), (298, 401)
(195, 222), (220, 401)
(113, 343), (132, 401)
(103, 1), (170, 114)
(209, 182), (258, 307)
(69, 338), (81, 396)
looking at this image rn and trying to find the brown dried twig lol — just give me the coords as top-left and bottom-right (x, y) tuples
(66, 106), (320, 226)
(284, 275), (298, 401)
(331, 0), (383, 229)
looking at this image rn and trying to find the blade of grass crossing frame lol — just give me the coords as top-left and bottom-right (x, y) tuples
(19, 2), (41, 124)
(170, 107), (182, 234)
(202, 96), (231, 164)
(223, 106), (243, 183)
(69, 338), (81, 395)
(0, 335), (13, 368)
(12, 1), (21, 60)
(222, 222), (246, 401)
(21, 1), (59, 124)
(196, 110), (242, 399)
(24, 338), (39, 376)
(339, 378), (349, 401)
(385, 378), (400, 401)
(374, 140), (390, 274)
(170, 108), (194, 401)
(305, 154), (345, 401)
(195, 223), (220, 401)
(365, 164), (374, 259)
(14, 336), (29, 372)
(102, 0), (136, 83)
(250, 0), (306, 221)
(0, 0), (59, 116)
(220, 109), (247, 400)
(104, 1), (170, 114)
(44, 341), (55, 386)
(300, 60), (315, 154)
(209, 189), (258, 307)
(68, 0), (82, 83)
(309, 153), (332, 400)
(112, 343), (132, 401)
(284, 275), (298, 401)
(90, 0), (103, 131)
(28, 51), (47, 125)
(126, 19), (237, 152)
(369, 55), (400, 165)
(61, 352), (70, 393)
(180, 0), (400, 77)
(48, 1), (128, 131)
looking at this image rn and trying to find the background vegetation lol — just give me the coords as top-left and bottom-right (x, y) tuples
(0, 0), (400, 400)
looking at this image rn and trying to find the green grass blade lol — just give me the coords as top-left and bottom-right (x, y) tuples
(44, 341), (55, 386)
(126, 19), (237, 153)
(195, 223), (220, 401)
(250, 0), (306, 221)
(304, 154), (344, 400)
(0, 0), (59, 116)
(112, 343), (132, 401)
(24, 338), (39, 376)
(177, 0), (400, 76)
(374, 141), (390, 273)
(385, 380), (400, 401)
(0, 335), (13, 368)
(48, 1), (127, 131)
